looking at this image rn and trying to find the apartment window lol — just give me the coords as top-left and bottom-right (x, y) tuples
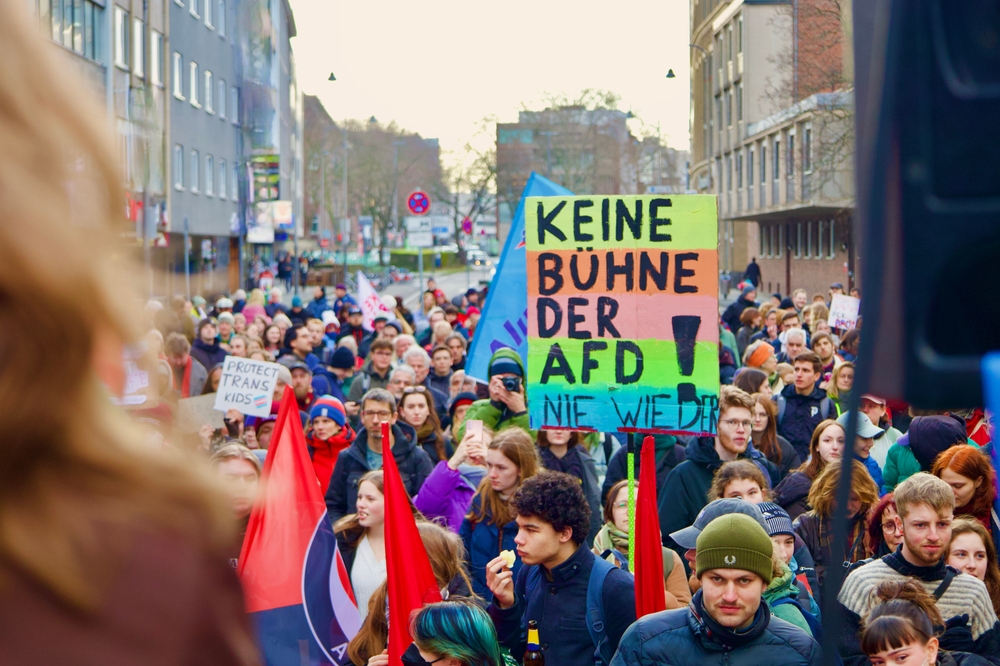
(715, 157), (722, 194)
(726, 25), (733, 64)
(725, 89), (732, 127)
(736, 151), (743, 189)
(817, 220), (824, 257)
(217, 79), (226, 118)
(805, 221), (812, 258)
(150, 31), (163, 86)
(172, 52), (184, 98)
(63, 0), (74, 47)
(768, 226), (776, 257)
(760, 225), (766, 257)
(173, 144), (184, 190)
(715, 95), (722, 136)
(773, 139), (780, 180)
(777, 224), (783, 258)
(795, 222), (803, 258)
(204, 0), (213, 28)
(725, 155), (732, 191)
(760, 145), (766, 183)
(803, 127), (812, 172)
(217, 0), (226, 36)
(83, 1), (100, 60)
(232, 162), (239, 199)
(787, 134), (795, 176)
(204, 70), (213, 113)
(132, 18), (144, 77)
(189, 61), (199, 106)
(72, 0), (83, 51)
(219, 158), (227, 199)
(189, 149), (199, 192)
(205, 155), (214, 196)
(113, 7), (128, 69)
(173, 0), (182, 5)
(736, 83), (743, 122)
(230, 86), (239, 124)
(748, 149), (755, 186)
(737, 13), (743, 54)
(189, 0), (198, 18)
(828, 220), (836, 258)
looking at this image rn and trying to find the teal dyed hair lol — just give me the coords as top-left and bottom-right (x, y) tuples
(411, 600), (506, 666)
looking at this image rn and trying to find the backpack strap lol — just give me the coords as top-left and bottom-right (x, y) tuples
(587, 554), (621, 666)
(933, 567), (958, 600)
(777, 395), (787, 423)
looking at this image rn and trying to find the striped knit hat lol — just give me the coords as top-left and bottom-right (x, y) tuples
(310, 395), (346, 427)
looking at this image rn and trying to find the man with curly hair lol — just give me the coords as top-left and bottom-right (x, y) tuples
(486, 471), (636, 665)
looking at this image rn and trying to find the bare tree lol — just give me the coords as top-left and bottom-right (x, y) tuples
(437, 118), (497, 258)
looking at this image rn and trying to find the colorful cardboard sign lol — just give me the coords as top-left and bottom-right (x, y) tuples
(526, 195), (720, 435)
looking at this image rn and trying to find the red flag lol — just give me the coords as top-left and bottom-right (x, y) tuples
(382, 421), (442, 664)
(238, 387), (361, 664)
(635, 435), (667, 618)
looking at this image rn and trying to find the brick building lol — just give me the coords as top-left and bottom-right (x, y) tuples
(689, 0), (859, 297)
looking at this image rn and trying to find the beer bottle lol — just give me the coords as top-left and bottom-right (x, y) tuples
(524, 619), (544, 666)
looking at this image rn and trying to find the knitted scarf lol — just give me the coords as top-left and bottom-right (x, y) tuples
(593, 522), (630, 556)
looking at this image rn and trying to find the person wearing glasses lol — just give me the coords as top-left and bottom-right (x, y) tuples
(658, 386), (779, 563)
(398, 385), (452, 463)
(324, 388), (433, 525)
(865, 493), (903, 559)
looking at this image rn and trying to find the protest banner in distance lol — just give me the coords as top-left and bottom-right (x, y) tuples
(526, 195), (720, 435)
(214, 356), (281, 417)
(357, 271), (396, 331)
(829, 294), (861, 330)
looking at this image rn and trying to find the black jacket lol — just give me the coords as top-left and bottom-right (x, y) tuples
(324, 421), (433, 525)
(722, 294), (757, 334)
(190, 338), (226, 372)
(774, 470), (814, 522)
(776, 384), (830, 461)
(601, 435), (689, 503)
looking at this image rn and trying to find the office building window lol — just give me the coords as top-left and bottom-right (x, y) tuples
(230, 86), (239, 124)
(737, 13), (743, 54)
(205, 155), (214, 196)
(189, 61), (199, 106)
(777, 224), (783, 258)
(736, 83), (743, 122)
(760, 145), (766, 183)
(232, 162), (239, 199)
(787, 134), (795, 176)
(63, 0), (74, 47)
(817, 220), (824, 257)
(204, 70), (213, 113)
(828, 220), (836, 258)
(189, 0), (198, 18)
(132, 18), (144, 77)
(748, 149), (754, 186)
(804, 127), (812, 172)
(150, 31), (163, 86)
(72, 0), (83, 52)
(217, 79), (226, 118)
(760, 224), (767, 257)
(190, 150), (199, 192)
(113, 7), (128, 69)
(218, 159), (227, 199)
(736, 151), (743, 189)
(795, 222), (802, 258)
(204, 0), (212, 27)
(172, 52), (184, 98)
(715, 95), (722, 136)
(217, 0), (225, 36)
(805, 221), (812, 258)
(773, 139), (780, 180)
(173, 144), (184, 190)
(725, 89), (732, 127)
(83, 1), (100, 60)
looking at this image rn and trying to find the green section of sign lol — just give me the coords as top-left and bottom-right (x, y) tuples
(525, 195), (719, 252)
(526, 337), (719, 391)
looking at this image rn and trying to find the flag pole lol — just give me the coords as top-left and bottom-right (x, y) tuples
(627, 432), (636, 572)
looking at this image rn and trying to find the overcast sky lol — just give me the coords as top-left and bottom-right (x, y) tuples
(289, 0), (691, 168)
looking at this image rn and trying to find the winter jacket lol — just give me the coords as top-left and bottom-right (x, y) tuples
(413, 461), (480, 532)
(324, 421), (433, 525)
(610, 589), (820, 666)
(459, 495), (520, 600)
(539, 445), (603, 544)
(601, 435), (688, 503)
(735, 325), (758, 358)
(771, 435), (802, 481)
(426, 370), (452, 399)
(416, 430), (452, 464)
(777, 384), (831, 461)
(307, 424), (356, 496)
(490, 543), (636, 665)
(881, 415), (970, 493)
(190, 338), (227, 372)
(762, 563), (813, 636)
(307, 296), (332, 320)
(855, 453), (884, 490)
(454, 348), (530, 442)
(793, 512), (867, 593)
(659, 438), (780, 555)
(774, 470), (814, 521)
(345, 365), (392, 405)
(722, 295), (757, 338)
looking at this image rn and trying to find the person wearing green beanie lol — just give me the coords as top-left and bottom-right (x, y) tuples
(611, 513), (820, 666)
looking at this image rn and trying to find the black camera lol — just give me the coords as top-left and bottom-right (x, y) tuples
(502, 376), (521, 392)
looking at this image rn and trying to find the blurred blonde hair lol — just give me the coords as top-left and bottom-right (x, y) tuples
(0, 2), (231, 612)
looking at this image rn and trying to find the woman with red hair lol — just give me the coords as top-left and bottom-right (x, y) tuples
(932, 444), (999, 554)
(864, 493), (903, 558)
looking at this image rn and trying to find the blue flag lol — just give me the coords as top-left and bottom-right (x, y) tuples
(466, 173), (573, 381)
(980, 354), (1000, 518)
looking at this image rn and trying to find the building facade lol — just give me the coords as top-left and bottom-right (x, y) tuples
(689, 0), (857, 297)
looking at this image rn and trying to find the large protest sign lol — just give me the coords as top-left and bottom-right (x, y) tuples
(214, 356), (281, 417)
(526, 195), (720, 435)
(829, 294), (861, 330)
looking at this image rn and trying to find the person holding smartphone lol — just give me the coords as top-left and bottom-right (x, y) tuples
(415, 421), (492, 532)
(454, 349), (529, 443)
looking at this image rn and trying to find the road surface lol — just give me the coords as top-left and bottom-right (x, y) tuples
(383, 265), (494, 308)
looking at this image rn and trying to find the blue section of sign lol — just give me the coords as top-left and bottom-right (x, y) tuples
(465, 173), (573, 381)
(981, 353), (1000, 518)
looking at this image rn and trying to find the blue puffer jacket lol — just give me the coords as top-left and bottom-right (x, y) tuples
(459, 495), (520, 600)
(610, 590), (820, 666)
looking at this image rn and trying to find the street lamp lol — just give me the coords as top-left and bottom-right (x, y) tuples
(328, 72), (336, 81)
(666, 69), (676, 79)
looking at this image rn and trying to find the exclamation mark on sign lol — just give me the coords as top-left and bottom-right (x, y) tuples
(671, 316), (702, 376)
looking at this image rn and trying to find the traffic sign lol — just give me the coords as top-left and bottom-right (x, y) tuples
(407, 190), (431, 216)
(405, 216), (434, 248)
(462, 217), (473, 234)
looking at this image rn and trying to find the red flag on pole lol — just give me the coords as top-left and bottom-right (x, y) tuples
(382, 421), (442, 664)
(635, 435), (667, 618)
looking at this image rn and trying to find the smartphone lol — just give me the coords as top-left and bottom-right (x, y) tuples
(466, 419), (484, 447)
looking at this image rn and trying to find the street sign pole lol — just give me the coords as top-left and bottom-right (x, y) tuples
(183, 215), (191, 301)
(418, 247), (424, 298)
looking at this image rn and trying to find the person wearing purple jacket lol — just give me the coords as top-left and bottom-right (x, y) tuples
(414, 427), (489, 531)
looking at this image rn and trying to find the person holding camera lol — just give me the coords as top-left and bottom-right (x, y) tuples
(455, 349), (530, 443)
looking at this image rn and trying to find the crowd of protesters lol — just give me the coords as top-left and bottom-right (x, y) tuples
(134, 266), (1000, 666)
